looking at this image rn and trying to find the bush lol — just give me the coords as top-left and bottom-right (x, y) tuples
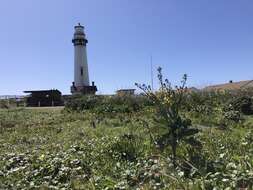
(109, 133), (144, 161)
(186, 89), (253, 126)
(65, 95), (152, 113)
(136, 67), (200, 166)
(65, 95), (103, 111)
(223, 110), (241, 122)
(0, 100), (8, 109)
(228, 96), (253, 115)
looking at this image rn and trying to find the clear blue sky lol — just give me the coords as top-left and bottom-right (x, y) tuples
(0, 0), (253, 95)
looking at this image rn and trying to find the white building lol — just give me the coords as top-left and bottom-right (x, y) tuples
(71, 23), (97, 94)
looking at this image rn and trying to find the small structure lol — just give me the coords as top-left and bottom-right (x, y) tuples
(204, 80), (253, 91)
(116, 89), (136, 96)
(24, 89), (63, 107)
(71, 23), (97, 95)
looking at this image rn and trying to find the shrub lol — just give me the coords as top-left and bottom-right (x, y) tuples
(136, 67), (199, 166)
(109, 134), (144, 161)
(185, 89), (253, 126)
(229, 96), (253, 115)
(65, 95), (152, 113)
(65, 95), (103, 111)
(223, 110), (241, 123)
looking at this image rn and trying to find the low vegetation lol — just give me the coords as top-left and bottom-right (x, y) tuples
(0, 70), (253, 189)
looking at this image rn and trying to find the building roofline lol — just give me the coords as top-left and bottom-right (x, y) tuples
(24, 89), (61, 93)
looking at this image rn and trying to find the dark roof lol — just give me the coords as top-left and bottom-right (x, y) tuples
(116, 89), (136, 92)
(24, 89), (61, 94)
(204, 80), (253, 91)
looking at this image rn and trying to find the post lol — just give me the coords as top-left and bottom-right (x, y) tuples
(151, 55), (154, 92)
(7, 97), (10, 108)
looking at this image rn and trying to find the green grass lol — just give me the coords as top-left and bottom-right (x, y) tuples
(0, 108), (252, 189)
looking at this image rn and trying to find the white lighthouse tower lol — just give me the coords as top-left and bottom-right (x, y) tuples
(71, 23), (97, 94)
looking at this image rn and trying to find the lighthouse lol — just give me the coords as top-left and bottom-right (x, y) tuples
(71, 23), (97, 94)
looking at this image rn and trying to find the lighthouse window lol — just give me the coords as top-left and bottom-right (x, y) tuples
(80, 67), (83, 76)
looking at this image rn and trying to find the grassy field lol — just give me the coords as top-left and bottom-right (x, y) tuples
(0, 107), (252, 189)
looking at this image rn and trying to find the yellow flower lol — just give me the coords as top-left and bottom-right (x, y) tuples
(39, 154), (45, 160)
